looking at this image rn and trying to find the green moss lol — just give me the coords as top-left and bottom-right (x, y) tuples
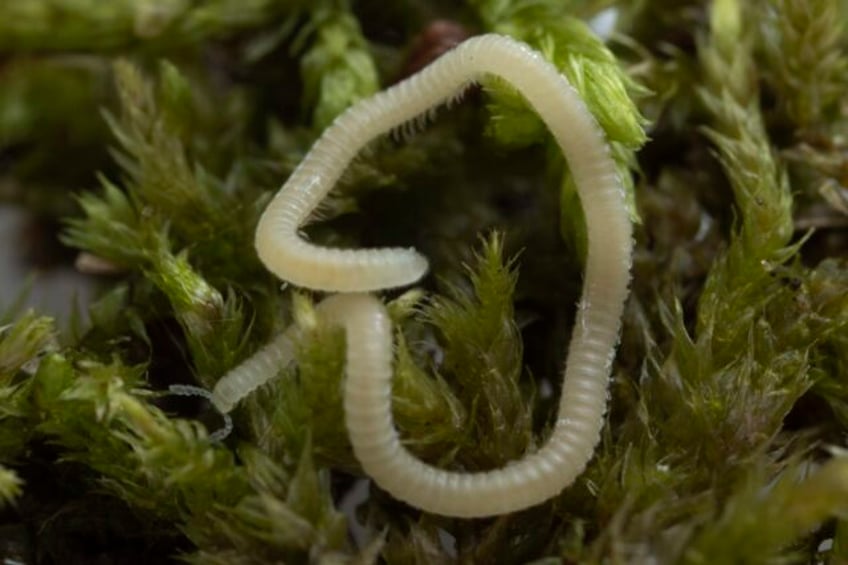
(3, 0), (848, 561)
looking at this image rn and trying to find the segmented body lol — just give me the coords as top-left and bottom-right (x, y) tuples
(213, 34), (632, 518)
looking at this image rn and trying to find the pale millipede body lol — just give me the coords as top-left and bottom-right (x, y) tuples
(211, 328), (298, 414)
(214, 33), (633, 518)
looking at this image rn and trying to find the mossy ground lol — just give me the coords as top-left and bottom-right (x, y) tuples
(2, 0), (848, 563)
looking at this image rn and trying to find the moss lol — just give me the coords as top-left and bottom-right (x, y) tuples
(2, 0), (848, 562)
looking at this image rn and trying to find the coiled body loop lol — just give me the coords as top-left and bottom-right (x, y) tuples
(217, 33), (633, 518)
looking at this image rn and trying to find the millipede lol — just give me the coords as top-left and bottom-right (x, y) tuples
(212, 33), (633, 518)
